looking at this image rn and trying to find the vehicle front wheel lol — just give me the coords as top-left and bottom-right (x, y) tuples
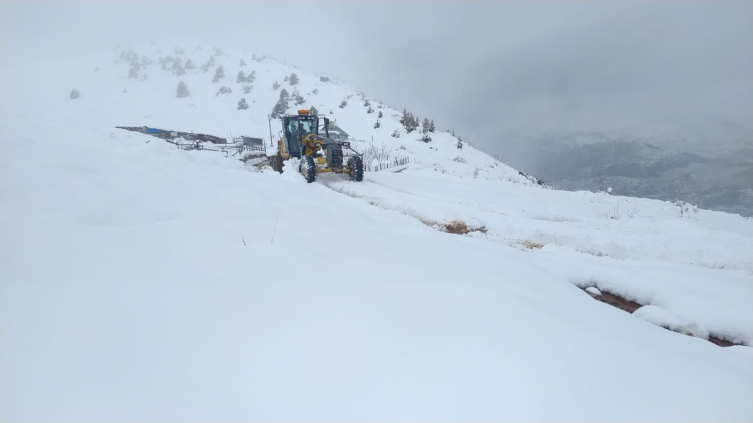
(300, 155), (316, 183)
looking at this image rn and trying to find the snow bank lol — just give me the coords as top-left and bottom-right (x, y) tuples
(633, 305), (710, 340)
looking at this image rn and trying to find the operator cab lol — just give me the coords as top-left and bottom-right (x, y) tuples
(282, 110), (330, 158)
(283, 114), (317, 158)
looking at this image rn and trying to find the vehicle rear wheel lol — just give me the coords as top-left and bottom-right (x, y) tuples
(270, 153), (284, 173)
(347, 156), (364, 182)
(300, 155), (316, 183)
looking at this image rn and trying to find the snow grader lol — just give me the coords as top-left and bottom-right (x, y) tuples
(268, 110), (364, 183)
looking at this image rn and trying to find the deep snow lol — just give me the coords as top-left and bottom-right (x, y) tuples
(1, 42), (751, 422)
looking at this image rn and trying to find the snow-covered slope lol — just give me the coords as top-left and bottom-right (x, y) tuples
(2, 42), (531, 183)
(1, 42), (751, 421)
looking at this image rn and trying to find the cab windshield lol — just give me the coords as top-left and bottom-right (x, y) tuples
(287, 117), (318, 140)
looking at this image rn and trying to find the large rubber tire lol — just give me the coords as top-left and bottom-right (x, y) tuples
(270, 153), (284, 173)
(347, 156), (364, 182)
(300, 155), (317, 183)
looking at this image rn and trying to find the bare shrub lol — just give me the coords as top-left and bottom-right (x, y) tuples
(361, 142), (392, 169)
(603, 205), (621, 220)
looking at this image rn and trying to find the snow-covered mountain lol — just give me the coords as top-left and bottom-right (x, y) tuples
(515, 122), (753, 217)
(1, 42), (751, 421)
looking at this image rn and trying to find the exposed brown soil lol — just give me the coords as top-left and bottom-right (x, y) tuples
(585, 289), (642, 313)
(707, 336), (735, 347)
(581, 287), (742, 347)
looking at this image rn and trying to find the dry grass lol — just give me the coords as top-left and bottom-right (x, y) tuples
(444, 220), (471, 234)
(515, 239), (544, 249)
(438, 219), (487, 235)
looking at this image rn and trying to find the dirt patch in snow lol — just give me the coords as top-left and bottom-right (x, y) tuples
(581, 287), (739, 347)
(583, 288), (642, 313)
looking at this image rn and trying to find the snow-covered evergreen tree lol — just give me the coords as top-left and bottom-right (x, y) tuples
(289, 73), (299, 85)
(422, 117), (430, 134)
(184, 58), (196, 70)
(176, 81), (189, 98)
(239, 58), (246, 67)
(238, 98), (249, 110)
(292, 90), (306, 106)
(271, 88), (290, 118)
(212, 65), (225, 83)
(215, 86), (232, 96)
(272, 81), (280, 90)
(70, 89), (80, 99)
(236, 70), (246, 83)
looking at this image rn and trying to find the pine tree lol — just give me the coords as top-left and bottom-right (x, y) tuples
(239, 59), (246, 67)
(374, 120), (380, 129)
(272, 81), (280, 90)
(236, 70), (246, 83)
(422, 117), (430, 134)
(391, 129), (400, 138)
(172, 58), (185, 76)
(172, 57), (183, 72)
(184, 58), (196, 70)
(367, 106), (374, 114)
(70, 89), (80, 99)
(128, 67), (138, 79)
(200, 55), (215, 72)
(429, 119), (436, 132)
(284, 75), (289, 82)
(320, 76), (330, 82)
(339, 99), (347, 108)
(215, 86), (232, 96)
(212, 65), (225, 82)
(176, 81), (189, 98)
(292, 90), (306, 106)
(378, 110), (383, 118)
(289, 73), (299, 85)
(309, 106), (319, 115)
(243, 85), (252, 94)
(271, 89), (290, 118)
(238, 98), (249, 110)
(247, 70), (256, 83)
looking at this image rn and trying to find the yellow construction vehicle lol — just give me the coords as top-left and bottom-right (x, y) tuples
(269, 110), (363, 183)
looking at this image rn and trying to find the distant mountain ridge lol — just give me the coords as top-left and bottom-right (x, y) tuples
(521, 124), (753, 216)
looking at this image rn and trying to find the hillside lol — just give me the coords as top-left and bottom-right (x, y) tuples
(1, 42), (751, 421)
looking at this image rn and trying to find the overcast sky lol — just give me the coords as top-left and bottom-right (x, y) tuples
(2, 1), (751, 165)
